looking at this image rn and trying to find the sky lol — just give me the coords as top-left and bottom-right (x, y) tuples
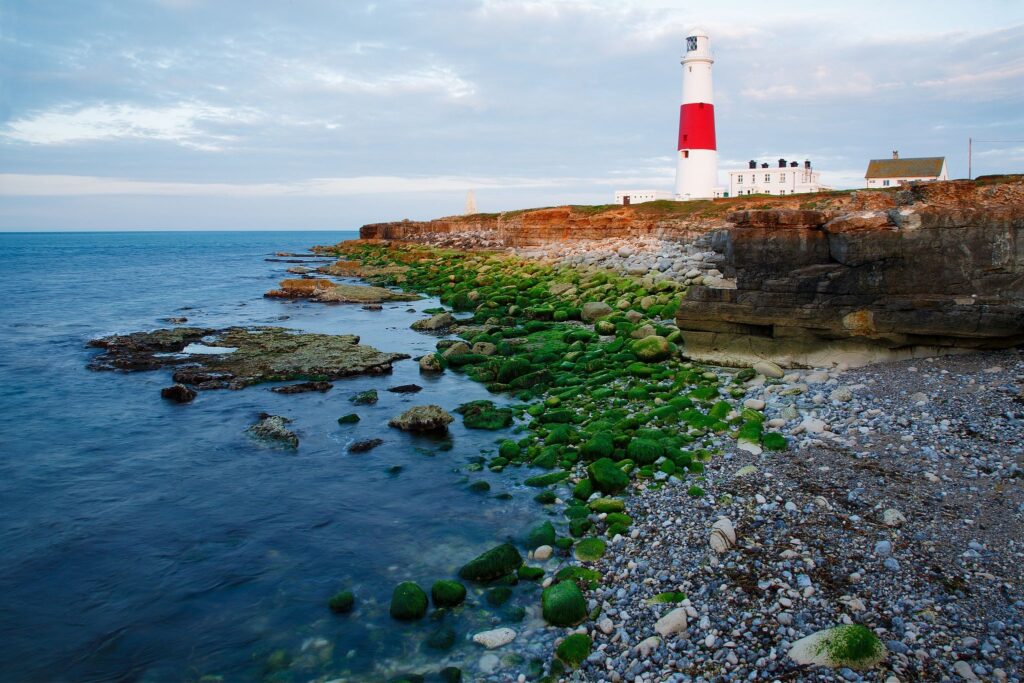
(1, 0), (1022, 231)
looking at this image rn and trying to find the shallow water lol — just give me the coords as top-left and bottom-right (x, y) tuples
(0, 232), (544, 682)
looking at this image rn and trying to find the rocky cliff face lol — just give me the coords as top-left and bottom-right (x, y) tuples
(676, 178), (1024, 368)
(358, 191), (890, 249)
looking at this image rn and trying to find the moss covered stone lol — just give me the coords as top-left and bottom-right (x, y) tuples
(631, 335), (672, 362)
(485, 586), (513, 607)
(458, 543), (523, 582)
(431, 580), (467, 608)
(499, 440), (520, 459)
(626, 437), (664, 465)
(390, 581), (428, 620)
(588, 458), (629, 495)
(439, 666), (462, 683)
(574, 538), (606, 562)
(350, 389), (378, 405)
(541, 580), (587, 627)
(337, 413), (360, 425)
(556, 633), (593, 669)
(579, 432), (615, 461)
(456, 400), (514, 430)
(524, 471), (569, 487)
(572, 478), (594, 501)
(518, 566), (545, 581)
(763, 432), (788, 451)
(589, 497), (626, 513)
(426, 625), (457, 650)
(328, 590), (355, 613)
(534, 489), (557, 504)
(526, 520), (556, 549)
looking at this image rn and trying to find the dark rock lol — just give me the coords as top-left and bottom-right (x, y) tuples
(387, 384), (423, 394)
(348, 438), (384, 453)
(247, 413), (298, 449)
(270, 381), (333, 394)
(350, 389), (378, 405)
(362, 304), (383, 311)
(388, 405), (454, 432)
(160, 383), (196, 403)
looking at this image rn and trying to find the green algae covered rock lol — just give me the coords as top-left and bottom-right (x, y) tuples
(589, 497), (626, 513)
(572, 478), (594, 501)
(388, 405), (454, 432)
(439, 666), (462, 683)
(431, 580), (467, 608)
(518, 566), (545, 581)
(788, 624), (887, 670)
(588, 458), (629, 494)
(763, 432), (788, 451)
(499, 440), (520, 459)
(328, 590), (355, 613)
(556, 633), (593, 669)
(574, 538), (606, 562)
(579, 432), (614, 461)
(426, 625), (456, 650)
(525, 520), (556, 549)
(626, 437), (664, 465)
(485, 586), (513, 607)
(631, 335), (672, 362)
(390, 581), (428, 620)
(542, 580), (587, 627)
(524, 471), (569, 487)
(458, 543), (523, 582)
(456, 400), (514, 430)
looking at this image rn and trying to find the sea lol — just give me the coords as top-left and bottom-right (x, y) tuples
(0, 231), (544, 682)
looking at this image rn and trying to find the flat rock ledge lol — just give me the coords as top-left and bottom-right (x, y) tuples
(87, 326), (409, 389)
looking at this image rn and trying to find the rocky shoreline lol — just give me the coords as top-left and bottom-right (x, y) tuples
(303, 238), (1023, 682)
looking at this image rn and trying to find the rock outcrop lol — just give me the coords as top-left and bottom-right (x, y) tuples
(676, 179), (1024, 367)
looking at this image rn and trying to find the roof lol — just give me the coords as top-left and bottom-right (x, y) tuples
(865, 157), (945, 179)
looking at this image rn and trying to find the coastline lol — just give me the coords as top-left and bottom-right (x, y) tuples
(312, 238), (1024, 682)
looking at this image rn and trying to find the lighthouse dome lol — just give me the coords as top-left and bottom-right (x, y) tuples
(688, 26), (709, 37)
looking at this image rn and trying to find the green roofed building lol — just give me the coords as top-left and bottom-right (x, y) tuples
(865, 151), (948, 188)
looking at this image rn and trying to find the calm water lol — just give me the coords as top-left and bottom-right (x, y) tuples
(0, 232), (541, 682)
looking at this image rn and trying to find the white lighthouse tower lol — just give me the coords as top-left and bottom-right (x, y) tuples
(674, 28), (718, 200)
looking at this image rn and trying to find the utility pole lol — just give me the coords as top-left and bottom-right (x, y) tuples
(968, 137), (972, 180)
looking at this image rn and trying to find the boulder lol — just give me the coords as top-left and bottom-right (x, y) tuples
(472, 627), (516, 649)
(411, 312), (455, 331)
(160, 384), (196, 403)
(388, 405), (454, 432)
(541, 580), (587, 627)
(247, 414), (298, 449)
(389, 581), (428, 620)
(788, 624), (887, 669)
(581, 301), (613, 322)
(418, 353), (444, 373)
(431, 580), (467, 608)
(587, 458), (629, 495)
(458, 543), (523, 582)
(631, 336), (672, 362)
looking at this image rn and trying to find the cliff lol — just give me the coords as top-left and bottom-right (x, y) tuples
(358, 190), (895, 248)
(677, 178), (1024, 367)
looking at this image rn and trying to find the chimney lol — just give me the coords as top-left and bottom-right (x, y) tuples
(804, 160), (811, 169)
(748, 160), (756, 169)
(892, 150), (899, 160)
(778, 158), (787, 168)
(761, 163), (768, 168)
(790, 161), (798, 167)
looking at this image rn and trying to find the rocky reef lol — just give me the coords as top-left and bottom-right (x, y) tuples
(677, 179), (1024, 367)
(87, 326), (409, 389)
(264, 278), (420, 303)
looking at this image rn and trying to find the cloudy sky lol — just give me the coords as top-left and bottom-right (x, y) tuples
(1, 0), (1022, 230)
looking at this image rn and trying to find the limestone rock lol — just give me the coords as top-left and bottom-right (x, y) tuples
(473, 627), (516, 649)
(581, 301), (614, 322)
(788, 625), (887, 670)
(412, 312), (455, 331)
(753, 360), (785, 378)
(388, 405), (454, 432)
(654, 608), (688, 637)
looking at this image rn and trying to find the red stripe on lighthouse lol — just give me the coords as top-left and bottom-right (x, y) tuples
(677, 102), (716, 151)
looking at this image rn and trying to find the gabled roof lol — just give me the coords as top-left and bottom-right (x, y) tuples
(865, 157), (945, 179)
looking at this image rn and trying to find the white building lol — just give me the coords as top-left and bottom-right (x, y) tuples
(865, 152), (947, 188)
(613, 190), (674, 205)
(722, 159), (826, 197)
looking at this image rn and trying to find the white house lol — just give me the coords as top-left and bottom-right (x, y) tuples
(865, 152), (948, 188)
(613, 190), (674, 205)
(722, 159), (826, 197)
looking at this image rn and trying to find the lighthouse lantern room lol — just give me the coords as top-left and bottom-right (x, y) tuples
(674, 29), (718, 201)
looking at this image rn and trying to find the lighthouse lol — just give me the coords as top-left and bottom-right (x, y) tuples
(674, 28), (717, 200)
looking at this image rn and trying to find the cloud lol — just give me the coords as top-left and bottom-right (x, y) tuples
(1, 102), (262, 150)
(303, 65), (478, 103)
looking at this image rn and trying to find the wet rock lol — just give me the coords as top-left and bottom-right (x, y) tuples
(411, 312), (455, 331)
(361, 304), (383, 311)
(270, 381), (332, 394)
(88, 327), (407, 388)
(388, 405), (454, 432)
(348, 438), (383, 453)
(387, 383), (422, 394)
(788, 625), (887, 670)
(418, 353), (444, 373)
(350, 389), (378, 405)
(247, 414), (298, 449)
(581, 301), (614, 322)
(264, 278), (419, 303)
(473, 627), (516, 649)
(160, 383), (196, 403)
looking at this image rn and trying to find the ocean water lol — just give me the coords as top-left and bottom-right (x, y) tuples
(0, 232), (543, 682)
